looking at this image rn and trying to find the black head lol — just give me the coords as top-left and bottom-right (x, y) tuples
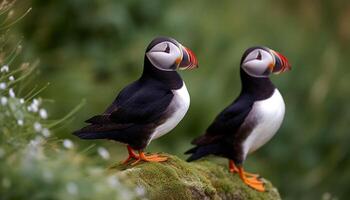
(145, 36), (198, 71)
(240, 46), (291, 78)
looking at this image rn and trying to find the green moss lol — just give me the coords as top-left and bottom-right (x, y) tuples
(110, 154), (281, 200)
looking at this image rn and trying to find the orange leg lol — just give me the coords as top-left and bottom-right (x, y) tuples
(237, 166), (265, 192)
(229, 160), (239, 173)
(131, 150), (168, 165)
(229, 160), (259, 178)
(121, 145), (139, 164)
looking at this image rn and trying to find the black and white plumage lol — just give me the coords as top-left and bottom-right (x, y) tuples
(73, 37), (198, 163)
(185, 46), (290, 192)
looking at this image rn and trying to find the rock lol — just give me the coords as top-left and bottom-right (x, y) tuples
(110, 154), (281, 200)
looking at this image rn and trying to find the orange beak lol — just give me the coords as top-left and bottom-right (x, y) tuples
(178, 46), (199, 70)
(270, 50), (291, 74)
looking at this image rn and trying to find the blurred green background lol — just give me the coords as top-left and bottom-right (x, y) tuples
(12, 0), (350, 199)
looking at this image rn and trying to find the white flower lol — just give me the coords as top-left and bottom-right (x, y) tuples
(20, 98), (25, 104)
(33, 122), (42, 132)
(9, 88), (15, 98)
(31, 105), (38, 112)
(1, 97), (7, 105)
(39, 108), (48, 119)
(28, 104), (38, 113)
(0, 82), (6, 90)
(66, 182), (78, 195)
(17, 119), (24, 126)
(41, 128), (51, 137)
(0, 65), (9, 73)
(9, 76), (14, 81)
(97, 147), (110, 160)
(33, 98), (40, 106)
(27, 99), (40, 112)
(63, 139), (74, 149)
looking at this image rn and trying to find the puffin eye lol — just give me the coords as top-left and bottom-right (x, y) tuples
(164, 43), (170, 53)
(256, 51), (262, 60)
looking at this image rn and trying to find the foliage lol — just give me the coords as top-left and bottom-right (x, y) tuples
(0, 2), (139, 199)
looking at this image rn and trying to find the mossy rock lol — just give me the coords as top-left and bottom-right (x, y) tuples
(110, 154), (281, 200)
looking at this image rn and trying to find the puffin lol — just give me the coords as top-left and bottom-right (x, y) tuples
(74, 36), (198, 165)
(185, 46), (290, 192)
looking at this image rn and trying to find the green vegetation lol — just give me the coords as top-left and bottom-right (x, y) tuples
(111, 154), (281, 200)
(0, 42), (138, 200)
(0, 2), (137, 199)
(1, 0), (349, 199)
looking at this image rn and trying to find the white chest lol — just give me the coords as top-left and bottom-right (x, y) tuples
(150, 82), (190, 141)
(242, 89), (285, 158)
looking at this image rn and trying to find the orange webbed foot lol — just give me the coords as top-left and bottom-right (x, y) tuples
(243, 178), (265, 192)
(131, 151), (168, 165)
(229, 160), (260, 178)
(246, 176), (264, 185)
(238, 166), (265, 192)
(244, 171), (260, 178)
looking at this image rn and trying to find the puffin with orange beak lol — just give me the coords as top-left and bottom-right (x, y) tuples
(74, 36), (198, 164)
(186, 46), (290, 192)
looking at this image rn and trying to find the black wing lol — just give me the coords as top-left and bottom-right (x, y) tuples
(74, 79), (174, 139)
(185, 93), (254, 161)
(109, 81), (174, 124)
(88, 79), (174, 124)
(192, 93), (254, 145)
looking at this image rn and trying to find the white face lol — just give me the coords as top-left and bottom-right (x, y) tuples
(241, 49), (275, 78)
(146, 41), (182, 71)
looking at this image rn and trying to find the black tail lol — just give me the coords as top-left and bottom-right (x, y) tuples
(73, 124), (116, 140)
(73, 130), (114, 140)
(185, 143), (221, 162)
